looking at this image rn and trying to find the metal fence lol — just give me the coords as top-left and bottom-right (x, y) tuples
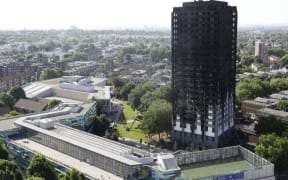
(175, 146), (239, 165)
(175, 145), (275, 180)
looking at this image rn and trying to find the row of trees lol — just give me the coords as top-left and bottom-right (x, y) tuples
(0, 140), (85, 180)
(108, 74), (173, 139)
(236, 77), (288, 104)
(39, 68), (63, 80)
(118, 43), (170, 62)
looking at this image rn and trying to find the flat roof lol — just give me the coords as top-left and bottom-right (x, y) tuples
(0, 117), (18, 131)
(181, 160), (254, 179)
(257, 108), (288, 118)
(0, 102), (92, 131)
(44, 97), (83, 104)
(11, 139), (122, 180)
(15, 119), (151, 166)
(39, 78), (61, 86)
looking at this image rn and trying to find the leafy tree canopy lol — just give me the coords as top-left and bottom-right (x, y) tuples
(236, 78), (270, 104)
(47, 99), (62, 110)
(0, 141), (8, 160)
(128, 82), (157, 111)
(270, 77), (288, 92)
(140, 100), (172, 137)
(9, 86), (26, 101)
(0, 159), (23, 180)
(140, 85), (172, 112)
(0, 93), (16, 108)
(40, 68), (63, 80)
(254, 115), (286, 136)
(267, 48), (286, 58)
(279, 54), (288, 67)
(118, 81), (136, 100)
(107, 73), (124, 88)
(276, 100), (288, 112)
(90, 114), (110, 136)
(255, 134), (288, 174)
(27, 177), (45, 180)
(59, 169), (85, 180)
(28, 154), (58, 180)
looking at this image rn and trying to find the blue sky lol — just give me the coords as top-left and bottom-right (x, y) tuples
(0, 0), (287, 30)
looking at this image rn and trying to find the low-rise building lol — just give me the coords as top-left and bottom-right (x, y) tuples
(23, 76), (111, 113)
(13, 98), (48, 114)
(256, 108), (288, 125)
(241, 97), (278, 119)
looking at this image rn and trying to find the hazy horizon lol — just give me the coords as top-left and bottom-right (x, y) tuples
(1, 0), (288, 30)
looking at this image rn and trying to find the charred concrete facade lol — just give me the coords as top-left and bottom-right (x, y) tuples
(172, 1), (237, 149)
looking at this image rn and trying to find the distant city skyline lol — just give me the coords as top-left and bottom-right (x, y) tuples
(0, 0), (288, 30)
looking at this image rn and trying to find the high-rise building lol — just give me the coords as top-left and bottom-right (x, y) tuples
(171, 0), (237, 149)
(255, 40), (265, 59)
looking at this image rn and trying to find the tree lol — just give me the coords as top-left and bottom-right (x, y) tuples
(47, 99), (62, 110)
(0, 141), (8, 160)
(239, 54), (254, 66)
(118, 46), (137, 61)
(28, 154), (58, 180)
(150, 44), (170, 62)
(128, 82), (156, 110)
(107, 73), (124, 88)
(140, 100), (172, 138)
(59, 169), (85, 180)
(270, 77), (288, 92)
(90, 97), (102, 115)
(27, 177), (45, 180)
(39, 68), (63, 80)
(279, 54), (288, 67)
(236, 78), (270, 104)
(0, 100), (4, 107)
(255, 134), (288, 174)
(0, 93), (16, 108)
(140, 85), (172, 111)
(90, 114), (110, 136)
(118, 82), (136, 100)
(9, 87), (26, 101)
(267, 48), (286, 58)
(3, 110), (21, 118)
(0, 159), (23, 180)
(254, 115), (286, 136)
(276, 100), (288, 112)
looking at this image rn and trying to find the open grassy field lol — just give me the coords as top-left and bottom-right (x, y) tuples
(115, 121), (145, 140)
(114, 99), (141, 120)
(181, 160), (254, 179)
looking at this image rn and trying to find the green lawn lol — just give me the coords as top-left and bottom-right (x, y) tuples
(115, 121), (146, 140)
(114, 99), (140, 120)
(181, 160), (254, 179)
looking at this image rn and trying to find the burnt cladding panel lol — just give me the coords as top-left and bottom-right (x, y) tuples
(172, 1), (237, 147)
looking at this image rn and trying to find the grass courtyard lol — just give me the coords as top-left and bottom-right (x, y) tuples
(181, 160), (254, 179)
(115, 121), (146, 140)
(114, 99), (140, 120)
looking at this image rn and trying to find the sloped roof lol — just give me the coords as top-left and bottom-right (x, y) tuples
(14, 98), (47, 112)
